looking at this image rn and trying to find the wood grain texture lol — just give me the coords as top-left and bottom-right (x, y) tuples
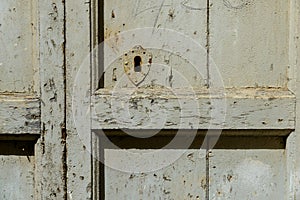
(0, 94), (40, 134)
(92, 88), (295, 130)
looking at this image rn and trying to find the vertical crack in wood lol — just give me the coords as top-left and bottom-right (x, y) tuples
(206, 0), (210, 88)
(205, 137), (210, 200)
(206, 1), (211, 198)
(62, 0), (68, 199)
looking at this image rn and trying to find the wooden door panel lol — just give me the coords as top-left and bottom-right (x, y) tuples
(210, 0), (289, 88)
(105, 149), (206, 199)
(0, 156), (35, 199)
(209, 150), (286, 200)
(103, 0), (208, 89)
(0, 1), (39, 198)
(0, 139), (36, 200)
(65, 0), (300, 198)
(0, 0), (39, 93)
(0, 0), (68, 199)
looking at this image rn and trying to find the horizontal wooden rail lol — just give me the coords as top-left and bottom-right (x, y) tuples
(92, 88), (295, 130)
(0, 94), (40, 134)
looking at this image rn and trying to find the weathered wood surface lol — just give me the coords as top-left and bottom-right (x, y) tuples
(105, 149), (206, 199)
(92, 88), (295, 130)
(209, 150), (286, 200)
(104, 0), (207, 41)
(0, 0), (39, 93)
(36, 0), (67, 198)
(288, 0), (300, 199)
(0, 94), (40, 134)
(104, 47), (208, 89)
(0, 155), (35, 199)
(210, 0), (289, 88)
(286, 132), (296, 200)
(103, 0), (208, 88)
(288, 0), (298, 93)
(66, 0), (92, 199)
(0, 0), (298, 199)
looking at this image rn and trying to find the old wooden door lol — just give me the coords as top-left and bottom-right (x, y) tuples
(67, 0), (300, 199)
(1, 0), (67, 199)
(1, 0), (300, 200)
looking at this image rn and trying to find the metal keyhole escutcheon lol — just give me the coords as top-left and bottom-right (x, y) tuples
(123, 45), (152, 86)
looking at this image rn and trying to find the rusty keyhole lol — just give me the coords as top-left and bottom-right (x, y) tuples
(123, 46), (152, 86)
(134, 56), (142, 72)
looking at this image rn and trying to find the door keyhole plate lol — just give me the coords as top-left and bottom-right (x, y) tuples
(123, 45), (152, 86)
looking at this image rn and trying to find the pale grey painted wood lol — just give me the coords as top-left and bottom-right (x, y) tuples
(210, 0), (289, 88)
(103, 0), (208, 88)
(92, 88), (295, 130)
(287, 0), (300, 199)
(288, 0), (298, 93)
(0, 0), (298, 200)
(37, 0), (66, 198)
(92, 133), (101, 200)
(0, 1), (41, 199)
(65, 0), (92, 199)
(209, 150), (286, 200)
(62, 1), (299, 199)
(286, 132), (296, 200)
(105, 149), (206, 199)
(293, 0), (300, 198)
(104, 0), (207, 40)
(0, 0), (39, 93)
(0, 155), (35, 200)
(34, 139), (43, 199)
(104, 47), (207, 89)
(0, 94), (40, 134)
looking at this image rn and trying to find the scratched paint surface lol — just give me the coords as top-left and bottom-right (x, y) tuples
(104, 0), (207, 41)
(105, 149), (206, 199)
(0, 0), (38, 93)
(103, 0), (207, 88)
